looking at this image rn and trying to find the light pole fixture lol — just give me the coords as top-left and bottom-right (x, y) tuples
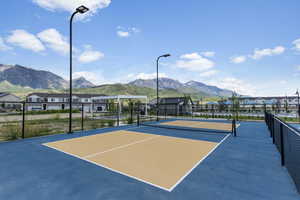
(156, 54), (171, 121)
(69, 5), (89, 134)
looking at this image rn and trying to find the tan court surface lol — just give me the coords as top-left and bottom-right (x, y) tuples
(44, 130), (219, 190)
(160, 120), (233, 131)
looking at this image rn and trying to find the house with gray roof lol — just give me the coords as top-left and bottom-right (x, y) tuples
(0, 93), (21, 111)
(150, 97), (193, 116)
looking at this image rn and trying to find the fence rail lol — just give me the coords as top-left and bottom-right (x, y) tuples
(265, 112), (300, 193)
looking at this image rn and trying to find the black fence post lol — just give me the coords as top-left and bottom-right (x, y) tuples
(164, 105), (167, 120)
(130, 103), (133, 124)
(279, 123), (285, 166)
(272, 117), (275, 144)
(81, 103), (84, 131)
(268, 113), (272, 137)
(22, 101), (25, 139)
(117, 103), (120, 127)
(137, 111), (140, 126)
(232, 119), (237, 137)
(191, 105), (194, 119)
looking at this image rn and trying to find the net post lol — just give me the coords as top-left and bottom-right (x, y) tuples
(22, 101), (25, 139)
(279, 123), (285, 166)
(269, 114), (272, 137)
(232, 119), (237, 137)
(137, 111), (140, 126)
(272, 117), (275, 144)
(164, 105), (167, 120)
(130, 102), (133, 124)
(117, 102), (120, 127)
(191, 105), (194, 119)
(81, 103), (84, 131)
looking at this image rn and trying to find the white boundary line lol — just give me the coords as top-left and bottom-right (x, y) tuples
(84, 135), (160, 159)
(169, 133), (231, 191)
(43, 132), (231, 192)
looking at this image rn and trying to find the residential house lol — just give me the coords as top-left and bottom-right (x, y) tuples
(0, 92), (22, 111)
(26, 93), (107, 112)
(150, 97), (193, 115)
(220, 96), (300, 113)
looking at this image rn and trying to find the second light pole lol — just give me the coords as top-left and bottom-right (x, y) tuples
(156, 54), (171, 121)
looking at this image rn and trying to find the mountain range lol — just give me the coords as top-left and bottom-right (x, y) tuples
(0, 64), (94, 89)
(0, 64), (234, 98)
(129, 78), (233, 97)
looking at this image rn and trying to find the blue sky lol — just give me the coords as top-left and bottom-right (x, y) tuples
(1, 0), (300, 96)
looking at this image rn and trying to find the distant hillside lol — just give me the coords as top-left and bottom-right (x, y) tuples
(74, 84), (206, 100)
(0, 81), (222, 101)
(0, 81), (61, 100)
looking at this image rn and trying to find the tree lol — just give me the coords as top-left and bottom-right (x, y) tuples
(231, 92), (240, 120)
(276, 101), (281, 114)
(284, 99), (289, 113)
(271, 104), (276, 112)
(107, 100), (117, 113)
(263, 102), (267, 113)
(252, 105), (256, 113)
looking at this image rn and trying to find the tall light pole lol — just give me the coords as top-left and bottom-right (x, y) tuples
(296, 89), (300, 122)
(69, 5), (89, 134)
(156, 54), (171, 121)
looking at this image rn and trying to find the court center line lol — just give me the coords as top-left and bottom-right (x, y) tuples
(84, 135), (161, 159)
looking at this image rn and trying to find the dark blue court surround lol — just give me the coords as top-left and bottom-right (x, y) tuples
(0, 122), (299, 200)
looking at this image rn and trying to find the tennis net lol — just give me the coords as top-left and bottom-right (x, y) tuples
(137, 115), (237, 136)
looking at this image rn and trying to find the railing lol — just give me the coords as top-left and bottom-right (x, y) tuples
(265, 112), (300, 193)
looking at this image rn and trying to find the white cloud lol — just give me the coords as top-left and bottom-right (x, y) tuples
(296, 65), (300, 71)
(176, 52), (215, 72)
(199, 70), (218, 77)
(37, 28), (69, 55)
(116, 26), (141, 38)
(230, 55), (247, 64)
(131, 27), (141, 33)
(117, 31), (130, 38)
(292, 38), (300, 51)
(78, 48), (104, 63)
(0, 37), (12, 51)
(73, 71), (105, 85)
(180, 52), (202, 60)
(201, 51), (215, 58)
(127, 73), (168, 80)
(208, 77), (256, 96)
(250, 46), (285, 60)
(279, 80), (287, 84)
(6, 29), (45, 52)
(32, 0), (111, 20)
